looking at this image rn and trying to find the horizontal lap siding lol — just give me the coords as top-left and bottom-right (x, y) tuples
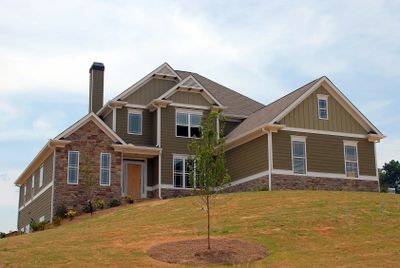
(116, 108), (155, 146)
(103, 112), (113, 129)
(223, 121), (241, 137)
(226, 135), (268, 181)
(18, 186), (52, 230)
(272, 131), (376, 176)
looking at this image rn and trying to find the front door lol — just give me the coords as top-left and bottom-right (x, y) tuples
(127, 163), (142, 200)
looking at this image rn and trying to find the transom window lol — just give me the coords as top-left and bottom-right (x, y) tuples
(344, 141), (359, 178)
(128, 109), (142, 135)
(176, 110), (202, 138)
(317, 94), (329, 120)
(67, 151), (79, 184)
(100, 153), (111, 186)
(173, 155), (196, 188)
(291, 136), (307, 174)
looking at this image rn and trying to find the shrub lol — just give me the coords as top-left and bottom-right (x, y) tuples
(30, 221), (48, 232)
(0, 232), (6, 239)
(55, 204), (67, 218)
(66, 209), (77, 220)
(125, 196), (134, 204)
(52, 216), (62, 226)
(108, 199), (121, 208)
(83, 201), (95, 214)
(96, 199), (106, 210)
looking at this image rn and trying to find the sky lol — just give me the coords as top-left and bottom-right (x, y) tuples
(0, 0), (399, 233)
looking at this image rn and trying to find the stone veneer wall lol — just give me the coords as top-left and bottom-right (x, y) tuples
(54, 121), (122, 212)
(271, 174), (379, 192)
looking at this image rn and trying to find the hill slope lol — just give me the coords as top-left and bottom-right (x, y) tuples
(1, 191), (399, 267)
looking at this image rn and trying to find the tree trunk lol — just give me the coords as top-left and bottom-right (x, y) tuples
(207, 194), (211, 250)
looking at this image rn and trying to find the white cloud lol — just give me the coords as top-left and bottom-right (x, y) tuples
(0, 169), (20, 208)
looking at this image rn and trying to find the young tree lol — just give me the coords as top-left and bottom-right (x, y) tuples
(80, 153), (96, 214)
(188, 109), (230, 250)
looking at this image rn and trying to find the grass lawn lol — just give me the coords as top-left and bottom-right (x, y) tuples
(1, 190), (400, 267)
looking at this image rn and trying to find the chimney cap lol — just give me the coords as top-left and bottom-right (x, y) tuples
(89, 62), (105, 72)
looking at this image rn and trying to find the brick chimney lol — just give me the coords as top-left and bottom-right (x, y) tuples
(89, 62), (105, 113)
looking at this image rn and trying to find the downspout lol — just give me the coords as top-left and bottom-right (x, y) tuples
(112, 107), (117, 132)
(157, 106), (162, 199)
(267, 131), (273, 191)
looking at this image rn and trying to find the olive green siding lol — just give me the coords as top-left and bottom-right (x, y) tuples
(18, 186), (52, 230)
(18, 153), (54, 212)
(89, 69), (104, 113)
(103, 111), (113, 129)
(160, 106), (207, 184)
(279, 87), (367, 134)
(116, 108), (156, 146)
(167, 91), (210, 106)
(226, 135), (268, 181)
(272, 130), (376, 176)
(123, 78), (177, 105)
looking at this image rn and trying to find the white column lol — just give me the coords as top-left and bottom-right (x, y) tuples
(268, 131), (273, 191)
(112, 107), (117, 132)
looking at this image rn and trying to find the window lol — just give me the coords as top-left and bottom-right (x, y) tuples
(31, 175), (35, 197)
(176, 110), (202, 138)
(173, 155), (196, 188)
(128, 109), (142, 135)
(317, 94), (328, 120)
(100, 153), (111, 186)
(24, 184), (27, 204)
(67, 151), (79, 184)
(344, 141), (359, 178)
(291, 136), (307, 174)
(39, 165), (44, 187)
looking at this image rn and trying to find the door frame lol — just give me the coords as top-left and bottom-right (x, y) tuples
(122, 160), (147, 199)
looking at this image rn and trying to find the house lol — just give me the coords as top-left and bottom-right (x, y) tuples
(15, 62), (384, 232)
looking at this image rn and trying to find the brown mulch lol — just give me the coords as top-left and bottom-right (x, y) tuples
(148, 238), (267, 266)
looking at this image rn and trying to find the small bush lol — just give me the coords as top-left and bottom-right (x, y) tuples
(0, 232), (6, 239)
(30, 221), (48, 232)
(55, 204), (67, 218)
(66, 210), (77, 220)
(52, 216), (62, 226)
(108, 199), (121, 208)
(96, 199), (106, 210)
(125, 196), (134, 204)
(83, 201), (95, 214)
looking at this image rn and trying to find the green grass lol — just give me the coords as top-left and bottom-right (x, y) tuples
(1, 191), (400, 267)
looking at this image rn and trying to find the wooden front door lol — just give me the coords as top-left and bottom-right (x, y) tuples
(127, 163), (142, 200)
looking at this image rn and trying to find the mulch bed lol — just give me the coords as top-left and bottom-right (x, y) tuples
(148, 238), (267, 266)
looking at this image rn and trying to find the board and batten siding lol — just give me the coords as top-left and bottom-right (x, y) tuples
(272, 130), (376, 176)
(226, 135), (268, 181)
(167, 91), (210, 106)
(279, 86), (367, 134)
(115, 108), (156, 146)
(122, 78), (177, 105)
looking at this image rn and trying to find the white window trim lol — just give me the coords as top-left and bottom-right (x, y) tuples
(291, 135), (307, 175)
(99, 153), (111, 186)
(172, 154), (196, 189)
(67, 151), (79, 185)
(317, 94), (329, 120)
(127, 108), (143, 135)
(343, 140), (359, 178)
(39, 165), (44, 188)
(175, 108), (203, 139)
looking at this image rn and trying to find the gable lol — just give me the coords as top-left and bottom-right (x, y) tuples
(167, 91), (211, 106)
(279, 86), (367, 134)
(122, 78), (177, 105)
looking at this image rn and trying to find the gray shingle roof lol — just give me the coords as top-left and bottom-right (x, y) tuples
(175, 70), (264, 116)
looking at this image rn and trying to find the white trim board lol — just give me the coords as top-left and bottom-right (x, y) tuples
(19, 182), (54, 211)
(282, 127), (368, 139)
(272, 169), (378, 181)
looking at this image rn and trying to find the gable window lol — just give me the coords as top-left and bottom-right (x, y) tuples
(39, 165), (44, 187)
(100, 153), (111, 186)
(317, 94), (329, 120)
(31, 175), (35, 197)
(24, 184), (27, 204)
(173, 155), (196, 188)
(344, 141), (359, 178)
(291, 136), (307, 174)
(128, 109), (142, 135)
(176, 109), (202, 138)
(67, 151), (79, 185)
